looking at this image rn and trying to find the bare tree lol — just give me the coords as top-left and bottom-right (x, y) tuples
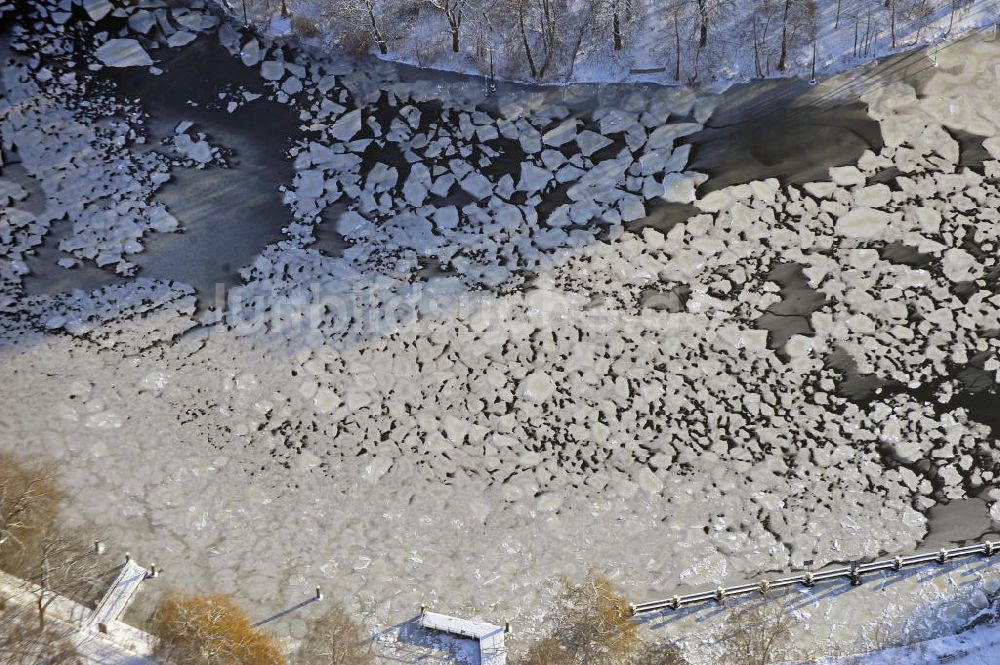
(608, 0), (635, 50)
(670, 2), (684, 80)
(509, 0), (559, 79)
(504, 0), (600, 80)
(777, 0), (792, 69)
(152, 589), (286, 665)
(566, 0), (600, 78)
(858, 618), (904, 653)
(470, 1), (499, 63)
(687, 0), (726, 80)
(0, 603), (82, 665)
(632, 640), (689, 665)
(944, 0), (973, 35)
(853, 12), (860, 57)
(776, 0), (815, 70)
(324, 0), (395, 54)
(6, 523), (108, 632)
(861, 8), (872, 55)
(0, 453), (108, 635)
(887, 0), (898, 47)
(520, 635), (574, 665)
(656, 0), (694, 81)
(749, 0), (781, 77)
(865, 15), (879, 55)
(297, 603), (374, 665)
(891, 0), (933, 45)
(0, 452), (64, 564)
(720, 595), (797, 665)
(423, 0), (470, 52)
(696, 0), (709, 48)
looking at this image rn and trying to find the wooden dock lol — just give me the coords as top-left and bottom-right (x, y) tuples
(419, 609), (507, 665)
(632, 540), (999, 614)
(88, 559), (149, 629)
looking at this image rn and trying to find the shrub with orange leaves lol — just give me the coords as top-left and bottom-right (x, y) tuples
(519, 572), (642, 665)
(152, 590), (286, 665)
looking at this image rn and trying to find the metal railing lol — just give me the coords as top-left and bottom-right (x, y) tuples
(631, 540), (998, 614)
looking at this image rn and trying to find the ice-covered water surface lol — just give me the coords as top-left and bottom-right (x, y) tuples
(2, 0), (1000, 658)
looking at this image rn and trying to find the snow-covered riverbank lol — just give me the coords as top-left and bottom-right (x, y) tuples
(226, 0), (1000, 90)
(809, 605), (1000, 664)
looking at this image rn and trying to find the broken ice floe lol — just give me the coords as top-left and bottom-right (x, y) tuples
(1, 50), (176, 276)
(95, 39), (152, 68)
(30, 279), (197, 352)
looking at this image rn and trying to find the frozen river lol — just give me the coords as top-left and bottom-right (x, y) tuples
(2, 0), (1000, 658)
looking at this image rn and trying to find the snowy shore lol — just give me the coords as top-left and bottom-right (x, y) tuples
(221, 0), (1000, 90)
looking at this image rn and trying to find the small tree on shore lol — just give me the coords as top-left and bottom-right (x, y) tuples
(296, 603), (374, 665)
(632, 641), (689, 665)
(422, 0), (469, 52)
(152, 590), (286, 665)
(720, 595), (797, 665)
(520, 572), (639, 665)
(776, 0), (815, 71)
(520, 635), (573, 665)
(323, 0), (396, 55)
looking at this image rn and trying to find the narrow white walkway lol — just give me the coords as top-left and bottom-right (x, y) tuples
(0, 568), (156, 664)
(420, 610), (507, 665)
(89, 560), (149, 628)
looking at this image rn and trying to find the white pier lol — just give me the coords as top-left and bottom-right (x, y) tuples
(419, 610), (507, 665)
(88, 560), (149, 629)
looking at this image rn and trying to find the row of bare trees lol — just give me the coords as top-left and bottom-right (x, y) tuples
(513, 571), (806, 665)
(258, 0), (965, 82)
